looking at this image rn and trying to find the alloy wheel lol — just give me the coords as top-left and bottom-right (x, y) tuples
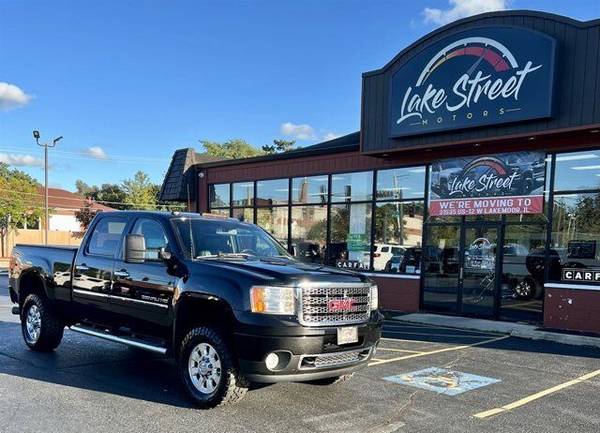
(188, 342), (222, 394)
(25, 304), (42, 344)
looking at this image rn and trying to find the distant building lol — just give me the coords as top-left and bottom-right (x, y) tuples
(4, 187), (115, 257)
(34, 186), (115, 232)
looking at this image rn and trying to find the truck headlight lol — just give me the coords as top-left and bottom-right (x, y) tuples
(250, 286), (295, 315)
(370, 284), (378, 311)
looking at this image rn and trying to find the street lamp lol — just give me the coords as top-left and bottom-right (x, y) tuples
(33, 131), (63, 245)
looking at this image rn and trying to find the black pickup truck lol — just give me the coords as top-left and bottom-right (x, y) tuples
(9, 211), (382, 408)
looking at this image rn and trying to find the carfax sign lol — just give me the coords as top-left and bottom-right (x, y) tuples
(389, 27), (555, 136)
(429, 152), (546, 217)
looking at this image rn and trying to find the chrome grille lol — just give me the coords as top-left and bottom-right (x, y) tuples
(298, 283), (371, 326)
(299, 347), (372, 370)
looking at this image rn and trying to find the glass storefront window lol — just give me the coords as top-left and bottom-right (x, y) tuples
(232, 207), (254, 223)
(554, 150), (600, 192)
(422, 225), (461, 314)
(256, 207), (288, 247)
(291, 205), (327, 263)
(256, 179), (288, 205)
(209, 183), (230, 209)
(331, 171), (373, 202)
(550, 193), (600, 283)
(500, 224), (546, 322)
(373, 201), (424, 273)
(292, 176), (328, 204)
(328, 203), (372, 269)
(209, 208), (230, 217)
(377, 167), (426, 200)
(232, 182), (254, 207)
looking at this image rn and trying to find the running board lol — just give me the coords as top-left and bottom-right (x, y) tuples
(69, 325), (168, 355)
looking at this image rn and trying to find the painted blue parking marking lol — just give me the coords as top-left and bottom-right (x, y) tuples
(384, 367), (501, 396)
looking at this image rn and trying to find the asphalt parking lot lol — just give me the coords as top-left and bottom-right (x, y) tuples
(1, 275), (599, 433)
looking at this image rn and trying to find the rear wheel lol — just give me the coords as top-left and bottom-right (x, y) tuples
(21, 293), (64, 352)
(179, 327), (248, 408)
(309, 373), (355, 385)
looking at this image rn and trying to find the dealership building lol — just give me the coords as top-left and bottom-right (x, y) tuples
(161, 11), (600, 334)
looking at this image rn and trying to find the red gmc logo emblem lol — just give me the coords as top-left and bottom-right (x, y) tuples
(327, 299), (355, 313)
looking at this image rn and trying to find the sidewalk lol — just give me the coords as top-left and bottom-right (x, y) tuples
(393, 313), (600, 349)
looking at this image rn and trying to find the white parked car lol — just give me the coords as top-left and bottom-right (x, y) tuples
(366, 244), (406, 271)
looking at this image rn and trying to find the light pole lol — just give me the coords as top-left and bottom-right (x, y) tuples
(33, 131), (62, 245)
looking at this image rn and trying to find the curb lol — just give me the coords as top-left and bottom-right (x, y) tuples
(393, 313), (600, 349)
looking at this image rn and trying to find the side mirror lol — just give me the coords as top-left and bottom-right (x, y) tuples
(125, 234), (146, 264)
(159, 247), (172, 261)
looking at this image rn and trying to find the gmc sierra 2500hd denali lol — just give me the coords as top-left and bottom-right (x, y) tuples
(9, 211), (382, 408)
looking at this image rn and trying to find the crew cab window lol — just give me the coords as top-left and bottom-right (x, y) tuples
(87, 218), (127, 256)
(132, 218), (169, 260)
(173, 218), (289, 259)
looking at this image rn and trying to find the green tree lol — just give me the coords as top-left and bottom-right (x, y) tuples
(75, 179), (98, 197)
(95, 183), (128, 210)
(0, 163), (43, 256)
(121, 171), (158, 210)
(262, 139), (296, 154)
(200, 139), (265, 159)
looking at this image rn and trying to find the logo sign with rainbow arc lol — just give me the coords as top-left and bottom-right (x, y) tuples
(389, 27), (555, 137)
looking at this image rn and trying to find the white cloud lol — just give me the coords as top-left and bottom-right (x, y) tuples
(0, 82), (32, 111)
(280, 122), (316, 140)
(84, 146), (108, 160)
(0, 153), (44, 167)
(423, 0), (509, 26)
(280, 122), (342, 142)
(322, 132), (340, 141)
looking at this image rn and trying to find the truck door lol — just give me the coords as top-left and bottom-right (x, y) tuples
(111, 217), (176, 327)
(72, 216), (129, 316)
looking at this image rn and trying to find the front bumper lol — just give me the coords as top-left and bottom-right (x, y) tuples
(233, 312), (383, 383)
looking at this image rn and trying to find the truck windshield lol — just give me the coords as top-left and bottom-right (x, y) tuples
(172, 218), (290, 260)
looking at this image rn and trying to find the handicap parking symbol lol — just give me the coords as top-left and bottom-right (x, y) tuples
(384, 367), (501, 396)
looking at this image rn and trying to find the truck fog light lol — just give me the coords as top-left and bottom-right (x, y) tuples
(265, 352), (280, 370)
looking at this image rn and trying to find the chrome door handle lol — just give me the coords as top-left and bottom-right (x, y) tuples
(75, 264), (89, 272)
(114, 270), (130, 278)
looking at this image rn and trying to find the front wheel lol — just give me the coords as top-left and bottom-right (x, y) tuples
(179, 327), (248, 408)
(21, 293), (64, 352)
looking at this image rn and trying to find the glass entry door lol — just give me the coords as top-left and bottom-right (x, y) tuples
(460, 224), (501, 318)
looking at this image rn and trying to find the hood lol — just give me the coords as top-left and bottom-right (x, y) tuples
(191, 257), (370, 285)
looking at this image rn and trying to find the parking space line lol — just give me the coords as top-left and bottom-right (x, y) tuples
(368, 335), (510, 367)
(473, 369), (600, 419)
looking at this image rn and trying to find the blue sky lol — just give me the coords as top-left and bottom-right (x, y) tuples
(1, 0), (599, 191)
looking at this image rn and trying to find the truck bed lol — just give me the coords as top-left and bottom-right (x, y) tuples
(10, 244), (79, 303)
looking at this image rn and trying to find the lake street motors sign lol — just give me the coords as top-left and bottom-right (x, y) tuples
(390, 27), (556, 137)
(429, 152), (546, 217)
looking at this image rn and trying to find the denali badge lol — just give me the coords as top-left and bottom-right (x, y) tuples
(328, 299), (355, 313)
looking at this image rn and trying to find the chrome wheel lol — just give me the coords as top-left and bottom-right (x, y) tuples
(25, 304), (42, 344)
(514, 280), (533, 298)
(188, 343), (222, 394)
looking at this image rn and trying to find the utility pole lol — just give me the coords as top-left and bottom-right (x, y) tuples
(33, 131), (62, 245)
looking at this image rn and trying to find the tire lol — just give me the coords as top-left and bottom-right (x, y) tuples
(20, 293), (64, 352)
(179, 327), (248, 408)
(309, 373), (355, 385)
